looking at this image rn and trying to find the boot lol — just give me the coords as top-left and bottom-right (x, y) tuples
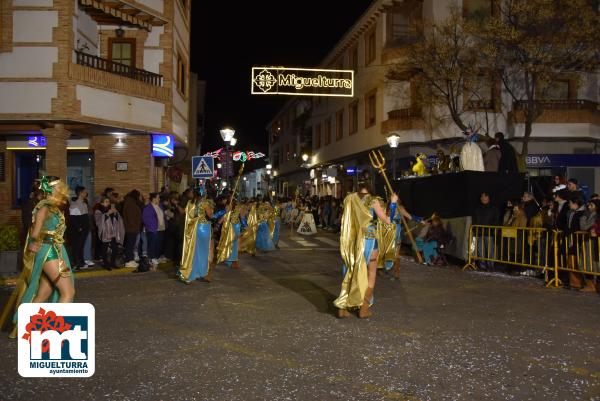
(568, 271), (583, 290)
(358, 287), (374, 319)
(580, 279), (597, 293)
(393, 259), (400, 279)
(337, 308), (350, 318)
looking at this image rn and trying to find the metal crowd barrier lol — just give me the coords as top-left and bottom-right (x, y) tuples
(463, 224), (560, 287)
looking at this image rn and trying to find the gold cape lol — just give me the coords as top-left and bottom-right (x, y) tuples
(179, 201), (205, 279)
(376, 220), (397, 268)
(239, 204), (258, 255)
(216, 210), (236, 264)
(333, 193), (373, 310)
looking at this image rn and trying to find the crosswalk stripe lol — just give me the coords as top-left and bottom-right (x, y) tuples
(291, 237), (319, 247)
(277, 239), (289, 248)
(314, 237), (339, 247)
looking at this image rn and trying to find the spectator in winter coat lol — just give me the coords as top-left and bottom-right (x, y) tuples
(95, 196), (125, 270)
(472, 192), (500, 226)
(495, 132), (519, 173)
(142, 193), (166, 268)
(521, 192), (540, 225)
(68, 186), (90, 271)
(567, 178), (586, 201)
(122, 190), (143, 268)
(483, 141), (501, 172)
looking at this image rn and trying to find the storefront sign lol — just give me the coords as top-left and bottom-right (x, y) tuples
(526, 154), (600, 167)
(152, 135), (174, 157)
(251, 67), (354, 97)
(28, 136), (46, 147)
(346, 167), (356, 175)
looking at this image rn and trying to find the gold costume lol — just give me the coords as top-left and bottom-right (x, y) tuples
(239, 204), (258, 255)
(333, 193), (373, 309)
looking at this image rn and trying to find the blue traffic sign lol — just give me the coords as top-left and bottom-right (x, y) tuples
(192, 156), (214, 179)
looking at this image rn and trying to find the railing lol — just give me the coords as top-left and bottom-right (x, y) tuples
(464, 224), (600, 289)
(75, 50), (163, 87)
(513, 99), (598, 110)
(387, 108), (422, 119)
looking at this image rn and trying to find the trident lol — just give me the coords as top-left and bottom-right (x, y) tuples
(369, 150), (424, 264)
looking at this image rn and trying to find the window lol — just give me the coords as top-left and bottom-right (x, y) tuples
(365, 27), (376, 65)
(285, 143), (290, 161)
(314, 124), (321, 149)
(466, 75), (494, 109)
(464, 0), (493, 22)
(365, 91), (376, 128)
(324, 118), (332, 145)
(176, 52), (187, 97)
(541, 80), (571, 100)
(349, 100), (359, 134)
(387, 12), (410, 45)
(336, 109), (344, 141)
(348, 45), (359, 72)
(109, 38), (135, 67)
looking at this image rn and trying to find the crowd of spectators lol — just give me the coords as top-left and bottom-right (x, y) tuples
(471, 174), (600, 290)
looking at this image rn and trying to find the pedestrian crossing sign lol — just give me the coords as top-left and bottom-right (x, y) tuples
(192, 156), (214, 179)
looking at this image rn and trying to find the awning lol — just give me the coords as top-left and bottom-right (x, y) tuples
(79, 0), (168, 31)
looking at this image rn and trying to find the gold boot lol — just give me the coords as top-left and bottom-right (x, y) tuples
(358, 287), (374, 319)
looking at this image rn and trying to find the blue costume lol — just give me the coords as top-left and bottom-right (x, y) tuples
(256, 202), (275, 251)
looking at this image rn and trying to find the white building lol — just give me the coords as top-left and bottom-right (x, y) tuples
(0, 0), (191, 224)
(268, 0), (600, 197)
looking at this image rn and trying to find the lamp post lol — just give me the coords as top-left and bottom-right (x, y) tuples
(220, 128), (235, 188)
(386, 134), (401, 181)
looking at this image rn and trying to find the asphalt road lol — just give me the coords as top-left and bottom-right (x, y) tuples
(1, 229), (600, 401)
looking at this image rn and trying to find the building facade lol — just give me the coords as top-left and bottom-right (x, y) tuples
(267, 0), (600, 198)
(0, 0), (191, 224)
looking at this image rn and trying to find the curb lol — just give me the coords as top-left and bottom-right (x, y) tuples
(0, 262), (175, 286)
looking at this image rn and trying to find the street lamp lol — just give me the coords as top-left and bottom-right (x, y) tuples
(217, 163), (222, 169)
(301, 153), (309, 162)
(220, 128), (235, 187)
(266, 164), (272, 170)
(386, 133), (401, 180)
(219, 128), (235, 143)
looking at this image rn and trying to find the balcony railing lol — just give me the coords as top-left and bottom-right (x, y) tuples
(75, 50), (163, 87)
(387, 108), (422, 119)
(514, 99), (598, 110)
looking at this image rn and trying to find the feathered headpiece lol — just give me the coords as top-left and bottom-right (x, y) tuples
(40, 176), (61, 194)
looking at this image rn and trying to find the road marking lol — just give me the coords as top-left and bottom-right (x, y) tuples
(314, 237), (339, 247)
(291, 237), (319, 247)
(277, 239), (289, 248)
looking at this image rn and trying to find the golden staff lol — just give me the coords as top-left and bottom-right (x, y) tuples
(216, 163), (245, 263)
(369, 149), (424, 264)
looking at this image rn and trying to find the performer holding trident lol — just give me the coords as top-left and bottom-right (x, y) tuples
(335, 183), (398, 319)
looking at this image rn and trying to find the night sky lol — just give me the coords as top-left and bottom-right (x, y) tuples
(191, 1), (373, 156)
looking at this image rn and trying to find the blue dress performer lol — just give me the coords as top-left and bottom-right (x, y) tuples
(178, 191), (214, 284)
(256, 202), (275, 251)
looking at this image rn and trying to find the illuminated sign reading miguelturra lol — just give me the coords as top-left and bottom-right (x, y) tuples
(252, 67), (354, 97)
